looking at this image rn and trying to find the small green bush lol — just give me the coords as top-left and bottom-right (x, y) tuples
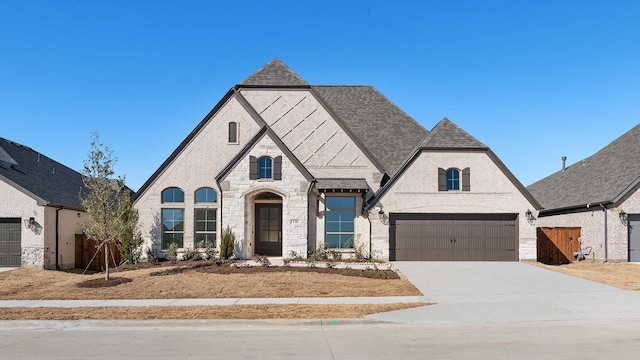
(220, 226), (235, 260)
(145, 246), (158, 264)
(198, 240), (217, 260)
(182, 246), (198, 261)
(167, 242), (178, 263)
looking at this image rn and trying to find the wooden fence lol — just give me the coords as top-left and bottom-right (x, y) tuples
(536, 227), (581, 265)
(75, 234), (121, 271)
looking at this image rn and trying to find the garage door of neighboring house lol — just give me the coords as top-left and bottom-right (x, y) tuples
(630, 215), (640, 262)
(0, 218), (21, 267)
(389, 214), (518, 261)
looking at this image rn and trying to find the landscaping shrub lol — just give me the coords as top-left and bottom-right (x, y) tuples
(167, 242), (178, 263)
(220, 226), (235, 260)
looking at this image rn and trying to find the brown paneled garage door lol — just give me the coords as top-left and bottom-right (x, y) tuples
(0, 218), (21, 267)
(389, 214), (518, 261)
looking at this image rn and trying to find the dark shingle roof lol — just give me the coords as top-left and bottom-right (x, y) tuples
(421, 118), (486, 148)
(315, 178), (370, 192)
(312, 86), (428, 176)
(239, 58), (309, 86)
(0, 138), (85, 209)
(527, 124), (640, 211)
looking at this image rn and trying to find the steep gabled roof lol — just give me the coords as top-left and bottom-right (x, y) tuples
(0, 137), (85, 210)
(366, 118), (541, 210)
(528, 124), (640, 212)
(312, 85), (428, 175)
(421, 118), (486, 149)
(239, 58), (309, 86)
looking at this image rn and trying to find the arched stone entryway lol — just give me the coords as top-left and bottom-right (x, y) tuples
(250, 191), (283, 256)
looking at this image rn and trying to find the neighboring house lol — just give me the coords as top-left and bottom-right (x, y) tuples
(528, 124), (640, 262)
(134, 58), (541, 261)
(0, 137), (88, 269)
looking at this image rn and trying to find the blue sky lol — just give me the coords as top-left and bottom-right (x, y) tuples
(1, 1), (638, 191)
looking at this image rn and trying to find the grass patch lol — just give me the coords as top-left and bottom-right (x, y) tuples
(0, 303), (430, 320)
(526, 260), (640, 291)
(0, 263), (421, 300)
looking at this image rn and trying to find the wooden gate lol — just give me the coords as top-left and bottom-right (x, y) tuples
(75, 234), (120, 271)
(536, 227), (581, 265)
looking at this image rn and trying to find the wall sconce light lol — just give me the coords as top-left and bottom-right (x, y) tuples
(619, 210), (628, 224)
(23, 217), (36, 229)
(525, 209), (536, 225)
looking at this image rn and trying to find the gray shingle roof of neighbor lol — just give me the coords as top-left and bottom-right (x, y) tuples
(312, 85), (429, 176)
(421, 118), (487, 149)
(527, 123), (640, 211)
(0, 137), (86, 210)
(239, 58), (309, 86)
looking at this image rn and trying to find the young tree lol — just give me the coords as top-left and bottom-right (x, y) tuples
(116, 196), (144, 266)
(80, 132), (133, 280)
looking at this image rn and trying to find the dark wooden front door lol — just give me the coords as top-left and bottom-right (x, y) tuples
(255, 204), (282, 256)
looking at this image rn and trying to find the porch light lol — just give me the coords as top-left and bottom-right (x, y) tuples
(619, 210), (628, 224)
(525, 209), (536, 225)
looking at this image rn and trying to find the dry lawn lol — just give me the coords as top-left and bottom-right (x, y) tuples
(0, 303), (429, 320)
(0, 265), (421, 300)
(527, 260), (640, 291)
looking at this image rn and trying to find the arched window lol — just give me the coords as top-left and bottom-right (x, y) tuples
(161, 187), (184, 203)
(258, 156), (272, 179)
(446, 169), (460, 191)
(228, 122), (238, 143)
(195, 187), (217, 203)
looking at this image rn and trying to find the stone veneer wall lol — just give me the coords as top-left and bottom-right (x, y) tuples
(221, 134), (310, 259)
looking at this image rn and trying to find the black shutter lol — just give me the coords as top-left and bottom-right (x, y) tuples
(462, 168), (470, 191)
(438, 168), (447, 191)
(228, 122), (237, 143)
(249, 156), (258, 180)
(273, 156), (282, 180)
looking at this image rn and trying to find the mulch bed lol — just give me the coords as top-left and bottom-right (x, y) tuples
(146, 262), (400, 279)
(76, 277), (133, 288)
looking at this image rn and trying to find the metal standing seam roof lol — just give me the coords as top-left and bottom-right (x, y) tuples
(0, 137), (86, 210)
(527, 123), (640, 211)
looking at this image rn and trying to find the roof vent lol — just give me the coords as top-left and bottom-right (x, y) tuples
(562, 156), (567, 172)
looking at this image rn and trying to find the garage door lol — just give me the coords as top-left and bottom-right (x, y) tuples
(390, 214), (518, 261)
(0, 218), (21, 266)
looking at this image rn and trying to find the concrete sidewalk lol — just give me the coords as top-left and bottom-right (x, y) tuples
(0, 296), (429, 308)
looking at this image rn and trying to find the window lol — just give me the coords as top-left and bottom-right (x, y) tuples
(258, 156), (272, 179)
(325, 196), (355, 249)
(438, 168), (470, 192)
(250, 156), (282, 180)
(162, 209), (184, 248)
(162, 187), (184, 203)
(446, 169), (460, 191)
(194, 209), (216, 246)
(228, 122), (238, 143)
(195, 187), (217, 203)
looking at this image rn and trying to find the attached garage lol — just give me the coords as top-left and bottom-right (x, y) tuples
(389, 214), (518, 261)
(630, 215), (640, 262)
(0, 218), (21, 267)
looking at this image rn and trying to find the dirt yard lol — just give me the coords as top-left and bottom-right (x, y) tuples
(0, 303), (429, 320)
(0, 262), (422, 300)
(527, 260), (640, 291)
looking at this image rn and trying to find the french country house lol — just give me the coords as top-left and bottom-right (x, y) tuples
(528, 124), (640, 262)
(0, 137), (88, 269)
(134, 58), (541, 261)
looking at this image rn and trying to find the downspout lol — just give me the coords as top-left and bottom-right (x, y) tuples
(367, 208), (372, 260)
(601, 204), (608, 262)
(55, 207), (62, 270)
(306, 178), (317, 256)
(215, 179), (223, 255)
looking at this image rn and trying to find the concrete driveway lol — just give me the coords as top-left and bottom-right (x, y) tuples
(368, 262), (640, 324)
